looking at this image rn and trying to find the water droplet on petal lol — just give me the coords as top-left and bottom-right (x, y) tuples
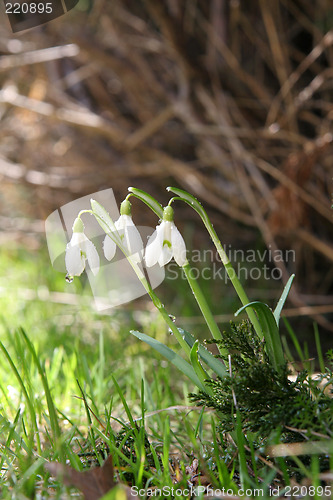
(65, 274), (74, 283)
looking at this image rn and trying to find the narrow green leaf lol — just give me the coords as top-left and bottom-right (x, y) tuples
(235, 302), (285, 372)
(179, 328), (227, 378)
(128, 187), (163, 218)
(130, 331), (204, 390)
(190, 340), (212, 395)
(273, 274), (295, 324)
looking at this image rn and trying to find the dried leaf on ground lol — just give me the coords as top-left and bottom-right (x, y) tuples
(46, 456), (138, 500)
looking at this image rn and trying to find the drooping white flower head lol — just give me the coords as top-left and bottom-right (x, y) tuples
(103, 199), (143, 263)
(65, 217), (100, 277)
(145, 206), (186, 267)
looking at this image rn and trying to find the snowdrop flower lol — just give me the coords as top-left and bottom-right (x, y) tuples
(65, 217), (100, 277)
(145, 206), (186, 267)
(103, 199), (143, 263)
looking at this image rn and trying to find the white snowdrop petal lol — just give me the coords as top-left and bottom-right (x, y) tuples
(84, 239), (100, 275)
(118, 215), (133, 229)
(163, 221), (172, 246)
(65, 243), (85, 276)
(114, 214), (144, 262)
(71, 231), (86, 247)
(103, 234), (117, 261)
(158, 244), (173, 266)
(145, 218), (186, 268)
(124, 225), (143, 261)
(171, 223), (187, 266)
(145, 229), (161, 267)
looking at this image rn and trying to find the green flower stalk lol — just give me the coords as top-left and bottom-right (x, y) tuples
(166, 187), (263, 340)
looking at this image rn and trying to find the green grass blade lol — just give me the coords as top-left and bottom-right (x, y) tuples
(283, 317), (305, 361)
(273, 274), (295, 325)
(128, 187), (163, 218)
(235, 411), (251, 489)
(140, 379), (145, 428)
(313, 323), (325, 373)
(76, 379), (93, 426)
(111, 376), (136, 430)
(0, 338), (41, 454)
(19, 328), (61, 443)
(130, 330), (204, 389)
(161, 416), (171, 482)
(194, 406), (205, 440)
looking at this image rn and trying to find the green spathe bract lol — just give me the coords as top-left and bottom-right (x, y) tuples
(127, 187), (163, 218)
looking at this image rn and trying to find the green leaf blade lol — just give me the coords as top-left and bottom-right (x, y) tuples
(130, 330), (204, 390)
(273, 274), (295, 325)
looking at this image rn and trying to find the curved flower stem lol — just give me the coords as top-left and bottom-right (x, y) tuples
(215, 249), (263, 340)
(182, 260), (228, 357)
(167, 189), (263, 340)
(127, 257), (192, 358)
(77, 209), (94, 218)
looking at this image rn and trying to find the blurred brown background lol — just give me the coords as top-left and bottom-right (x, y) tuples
(0, 0), (332, 332)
